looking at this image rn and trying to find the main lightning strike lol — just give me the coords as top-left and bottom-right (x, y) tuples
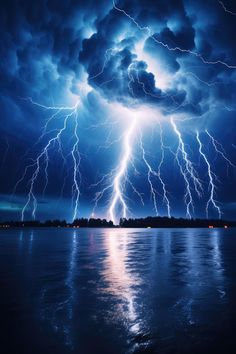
(93, 113), (172, 221)
(90, 122), (144, 219)
(109, 118), (137, 225)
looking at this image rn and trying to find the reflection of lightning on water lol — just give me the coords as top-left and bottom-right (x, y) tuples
(39, 230), (78, 348)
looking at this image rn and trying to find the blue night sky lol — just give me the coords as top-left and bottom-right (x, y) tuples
(0, 0), (236, 223)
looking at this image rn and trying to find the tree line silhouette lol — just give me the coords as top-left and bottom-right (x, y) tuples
(0, 216), (236, 228)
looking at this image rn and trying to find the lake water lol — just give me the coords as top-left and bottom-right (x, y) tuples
(0, 227), (236, 354)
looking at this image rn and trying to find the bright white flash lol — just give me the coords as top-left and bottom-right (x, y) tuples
(109, 118), (137, 225)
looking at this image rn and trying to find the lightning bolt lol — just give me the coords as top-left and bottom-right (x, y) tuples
(218, 1), (236, 16)
(94, 115), (172, 222)
(139, 133), (159, 216)
(170, 117), (203, 218)
(89, 48), (117, 81)
(14, 99), (81, 221)
(113, 0), (236, 69)
(109, 118), (137, 225)
(196, 131), (222, 219)
(71, 111), (81, 221)
(184, 72), (221, 87)
(91, 105), (233, 223)
(205, 130), (235, 172)
(158, 123), (171, 218)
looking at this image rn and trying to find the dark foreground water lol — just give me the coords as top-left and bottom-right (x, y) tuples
(0, 228), (236, 354)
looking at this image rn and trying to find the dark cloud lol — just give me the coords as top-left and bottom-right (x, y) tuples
(1, 0), (235, 116)
(77, 0), (236, 115)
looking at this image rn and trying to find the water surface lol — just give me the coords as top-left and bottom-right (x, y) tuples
(0, 228), (236, 353)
